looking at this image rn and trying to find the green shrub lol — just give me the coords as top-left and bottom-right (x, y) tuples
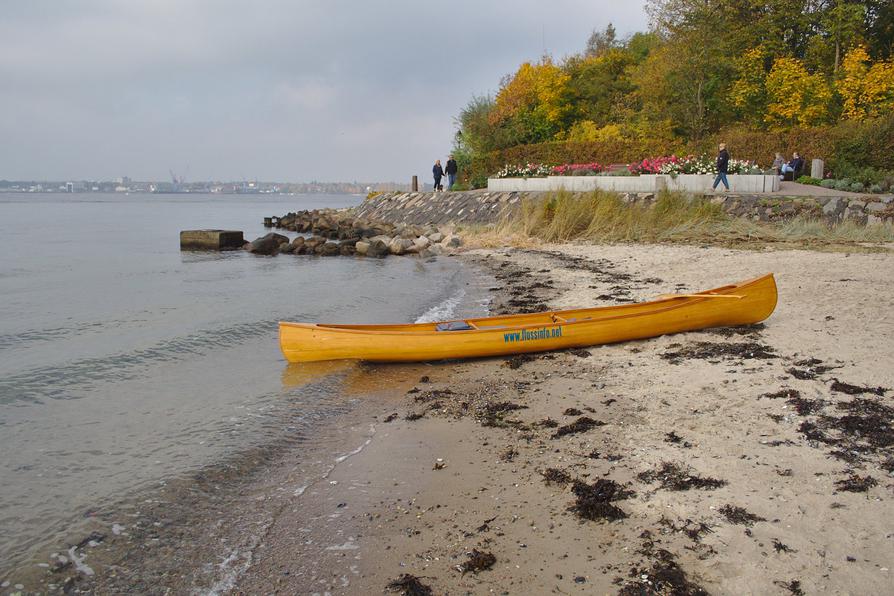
(869, 184), (884, 194)
(850, 182), (866, 193)
(834, 179), (852, 191)
(797, 176), (822, 186)
(820, 179), (836, 189)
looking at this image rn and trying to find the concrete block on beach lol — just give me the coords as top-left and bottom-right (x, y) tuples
(180, 229), (244, 251)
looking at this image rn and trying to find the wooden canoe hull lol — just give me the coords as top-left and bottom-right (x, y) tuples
(279, 274), (778, 363)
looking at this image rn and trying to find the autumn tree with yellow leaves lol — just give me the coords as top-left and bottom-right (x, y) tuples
(837, 45), (894, 120)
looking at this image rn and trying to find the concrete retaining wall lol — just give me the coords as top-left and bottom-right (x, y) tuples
(488, 174), (780, 193)
(354, 190), (894, 227)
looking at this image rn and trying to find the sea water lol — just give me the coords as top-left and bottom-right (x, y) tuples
(0, 192), (490, 572)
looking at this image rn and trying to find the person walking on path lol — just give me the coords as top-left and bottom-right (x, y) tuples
(432, 160), (444, 191)
(712, 143), (730, 191)
(445, 155), (458, 190)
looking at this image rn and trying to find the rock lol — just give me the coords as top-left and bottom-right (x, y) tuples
(388, 238), (413, 255)
(428, 232), (444, 243)
(442, 235), (463, 248)
(319, 242), (340, 256)
(355, 240), (370, 255)
(339, 243), (356, 256)
(413, 236), (431, 251)
(249, 232), (289, 255)
(367, 239), (389, 258)
(866, 202), (887, 213)
(822, 198), (843, 217)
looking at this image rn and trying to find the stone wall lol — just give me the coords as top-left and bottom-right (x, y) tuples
(355, 190), (894, 226)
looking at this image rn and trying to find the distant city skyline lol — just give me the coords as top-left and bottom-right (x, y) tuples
(0, 1), (649, 182)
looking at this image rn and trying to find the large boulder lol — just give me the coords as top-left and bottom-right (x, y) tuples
(249, 232), (289, 255)
(388, 238), (414, 255)
(428, 231), (444, 243)
(319, 242), (340, 256)
(339, 242), (356, 256)
(413, 236), (431, 251)
(367, 239), (389, 258)
(355, 240), (370, 255)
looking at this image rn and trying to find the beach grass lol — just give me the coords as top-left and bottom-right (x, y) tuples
(464, 190), (894, 250)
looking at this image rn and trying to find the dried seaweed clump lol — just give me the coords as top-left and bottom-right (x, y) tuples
(662, 341), (776, 363)
(386, 574), (433, 596)
(459, 549), (496, 574)
(569, 479), (632, 522)
(541, 467), (573, 485)
(618, 548), (709, 596)
(637, 462), (727, 491)
(552, 416), (606, 438)
(719, 504), (766, 526)
(835, 474), (878, 493)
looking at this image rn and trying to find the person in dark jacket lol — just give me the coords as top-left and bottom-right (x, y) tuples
(712, 143), (730, 191)
(445, 155), (458, 190)
(432, 160), (444, 191)
(779, 152), (804, 180)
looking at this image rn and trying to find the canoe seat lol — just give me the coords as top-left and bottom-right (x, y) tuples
(436, 321), (475, 332)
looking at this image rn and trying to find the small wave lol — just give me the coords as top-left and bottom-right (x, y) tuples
(414, 288), (466, 323)
(0, 320), (279, 405)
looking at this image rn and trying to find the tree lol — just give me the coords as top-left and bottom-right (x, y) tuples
(565, 49), (636, 126)
(764, 57), (832, 127)
(489, 59), (572, 146)
(729, 47), (768, 124)
(586, 23), (617, 57)
(837, 45), (894, 119)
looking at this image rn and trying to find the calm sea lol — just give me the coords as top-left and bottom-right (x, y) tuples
(0, 192), (490, 573)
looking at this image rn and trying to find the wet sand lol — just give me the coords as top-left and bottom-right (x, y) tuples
(13, 243), (894, 595)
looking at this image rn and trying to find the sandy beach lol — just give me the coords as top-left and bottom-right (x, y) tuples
(31, 241), (893, 595)
(234, 242), (894, 594)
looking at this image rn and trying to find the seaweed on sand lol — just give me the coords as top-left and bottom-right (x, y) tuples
(618, 548), (709, 596)
(662, 341), (776, 364)
(718, 504), (766, 526)
(552, 416), (606, 438)
(830, 379), (888, 396)
(563, 407), (584, 416)
(386, 574), (433, 596)
(638, 462), (727, 491)
(478, 400), (528, 428)
(569, 479), (633, 522)
(835, 474), (878, 493)
(774, 579), (805, 595)
(459, 549), (496, 574)
(504, 353), (539, 369)
(541, 467), (574, 485)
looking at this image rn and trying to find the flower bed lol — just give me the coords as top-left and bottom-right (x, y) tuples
(629, 154), (762, 176)
(494, 163), (552, 178)
(495, 155), (762, 179)
(551, 162), (605, 176)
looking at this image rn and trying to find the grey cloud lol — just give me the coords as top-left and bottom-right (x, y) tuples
(0, 0), (648, 182)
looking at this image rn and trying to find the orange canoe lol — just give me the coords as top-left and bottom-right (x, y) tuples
(279, 274), (777, 363)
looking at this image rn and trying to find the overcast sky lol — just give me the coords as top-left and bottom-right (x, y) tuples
(1, 1), (649, 182)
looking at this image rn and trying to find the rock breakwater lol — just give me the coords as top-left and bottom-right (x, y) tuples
(249, 209), (462, 258)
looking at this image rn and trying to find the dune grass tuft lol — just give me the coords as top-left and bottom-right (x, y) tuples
(477, 190), (894, 249)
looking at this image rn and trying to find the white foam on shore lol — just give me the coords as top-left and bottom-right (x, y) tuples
(66, 546), (94, 577)
(293, 425), (376, 495)
(335, 436), (373, 463)
(415, 288), (466, 323)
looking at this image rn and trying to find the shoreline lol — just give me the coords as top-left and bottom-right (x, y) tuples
(5, 242), (893, 594)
